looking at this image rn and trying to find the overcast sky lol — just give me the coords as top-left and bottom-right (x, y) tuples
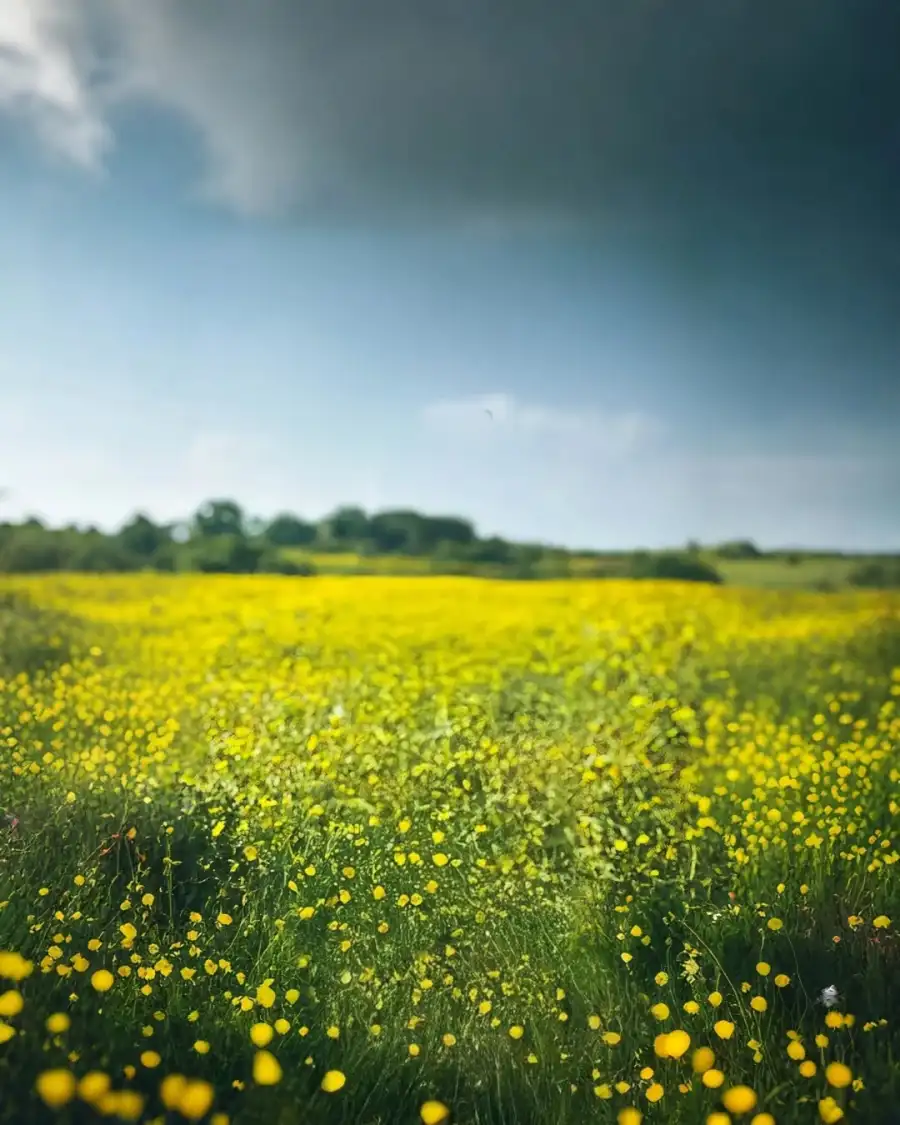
(0, 0), (898, 549)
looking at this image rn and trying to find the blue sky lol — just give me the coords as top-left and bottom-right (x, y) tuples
(1, 1), (897, 550)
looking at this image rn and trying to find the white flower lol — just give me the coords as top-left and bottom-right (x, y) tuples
(819, 985), (839, 1008)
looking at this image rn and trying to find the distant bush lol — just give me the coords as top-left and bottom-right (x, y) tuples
(0, 530), (72, 572)
(626, 552), (723, 584)
(715, 540), (763, 559)
(188, 535), (266, 575)
(848, 560), (900, 589)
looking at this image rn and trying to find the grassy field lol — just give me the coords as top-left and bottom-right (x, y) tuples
(1, 575), (899, 1125)
(283, 549), (887, 590)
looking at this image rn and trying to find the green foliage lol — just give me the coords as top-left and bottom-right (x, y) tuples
(715, 539), (763, 559)
(256, 550), (318, 576)
(263, 514), (317, 547)
(191, 499), (246, 539)
(626, 551), (724, 584)
(849, 559), (900, 589)
(0, 501), (896, 586)
(186, 534), (266, 575)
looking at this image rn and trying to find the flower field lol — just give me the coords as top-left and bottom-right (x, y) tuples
(1, 575), (899, 1125)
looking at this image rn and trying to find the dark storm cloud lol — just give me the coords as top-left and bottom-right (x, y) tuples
(216, 1), (891, 227)
(6, 0), (899, 234)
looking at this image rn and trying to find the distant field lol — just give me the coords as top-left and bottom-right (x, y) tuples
(285, 548), (888, 590)
(702, 556), (862, 589)
(284, 549), (434, 574)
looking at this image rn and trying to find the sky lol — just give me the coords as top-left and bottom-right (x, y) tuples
(0, 0), (898, 550)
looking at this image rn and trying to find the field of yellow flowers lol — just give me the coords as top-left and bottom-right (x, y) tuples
(1, 575), (899, 1125)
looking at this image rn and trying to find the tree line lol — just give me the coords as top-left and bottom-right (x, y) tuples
(1, 499), (896, 585)
(0, 499), (733, 581)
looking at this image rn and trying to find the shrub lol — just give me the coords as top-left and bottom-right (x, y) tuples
(626, 552), (723, 584)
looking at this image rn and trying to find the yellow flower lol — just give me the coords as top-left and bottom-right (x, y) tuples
(602, 1031), (622, 1045)
(787, 1041), (806, 1060)
(751, 1115), (776, 1125)
(723, 1086), (758, 1114)
(256, 983), (276, 1008)
(755, 962), (770, 976)
(767, 918), (783, 931)
(253, 1051), (283, 1086)
(432, 853), (449, 866)
(90, 969), (114, 992)
(160, 1075), (189, 1110)
(420, 1101), (450, 1125)
(655, 972), (669, 986)
(650, 1002), (670, 1020)
(750, 996), (767, 1013)
(714, 1020), (735, 1040)
(250, 1023), (274, 1047)
(774, 974), (790, 988)
(707, 1115), (731, 1125)
(708, 991), (723, 1007)
(193, 1040), (210, 1054)
(321, 1070), (346, 1093)
(77, 1071), (111, 1104)
(0, 952), (33, 980)
(692, 1047), (715, 1073)
(702, 1069), (725, 1089)
(0, 990), (24, 1017)
(818, 1096), (845, 1123)
(618, 1110), (642, 1125)
(179, 1080), (215, 1120)
(799, 1061), (817, 1078)
(825, 1062), (852, 1089)
(36, 1069), (76, 1108)
(873, 915), (891, 929)
(664, 1029), (691, 1058)
(645, 1083), (664, 1103)
(509, 1025), (524, 1039)
(140, 1050), (161, 1068)
(684, 1000), (700, 1014)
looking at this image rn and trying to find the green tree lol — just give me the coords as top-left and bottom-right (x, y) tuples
(264, 513), (317, 547)
(318, 506), (369, 549)
(117, 514), (173, 560)
(627, 552), (722, 584)
(191, 500), (246, 539)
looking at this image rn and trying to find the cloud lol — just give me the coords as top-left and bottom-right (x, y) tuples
(0, 0), (110, 168)
(1, 0), (897, 241)
(422, 393), (658, 457)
